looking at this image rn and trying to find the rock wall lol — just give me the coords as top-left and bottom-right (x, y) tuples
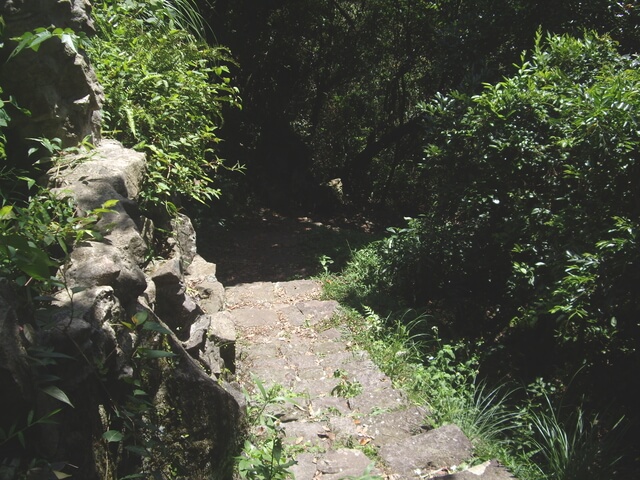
(0, 140), (245, 479)
(0, 0), (103, 158)
(1, 3), (246, 477)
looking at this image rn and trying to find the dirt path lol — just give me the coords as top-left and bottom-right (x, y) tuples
(196, 208), (378, 286)
(224, 280), (515, 479)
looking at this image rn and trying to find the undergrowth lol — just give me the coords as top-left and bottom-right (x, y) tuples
(322, 295), (628, 479)
(88, 0), (243, 210)
(236, 378), (298, 480)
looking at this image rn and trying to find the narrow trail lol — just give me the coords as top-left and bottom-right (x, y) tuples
(197, 209), (515, 478)
(222, 279), (516, 479)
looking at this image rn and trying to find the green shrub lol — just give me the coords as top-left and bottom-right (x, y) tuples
(330, 31), (639, 475)
(339, 31), (640, 366)
(88, 0), (242, 208)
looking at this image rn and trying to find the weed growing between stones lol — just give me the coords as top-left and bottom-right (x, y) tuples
(331, 369), (363, 400)
(236, 377), (298, 480)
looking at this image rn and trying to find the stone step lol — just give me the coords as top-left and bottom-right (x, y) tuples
(378, 424), (472, 478)
(227, 280), (518, 480)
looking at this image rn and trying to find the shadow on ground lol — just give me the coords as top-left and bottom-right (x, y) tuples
(194, 208), (380, 286)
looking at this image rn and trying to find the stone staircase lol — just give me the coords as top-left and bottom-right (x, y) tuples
(223, 279), (516, 480)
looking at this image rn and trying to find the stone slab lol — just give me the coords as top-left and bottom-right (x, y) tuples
(241, 342), (280, 361)
(208, 311), (236, 343)
(276, 304), (308, 326)
(289, 452), (320, 480)
(296, 300), (340, 325)
(310, 396), (353, 417)
(226, 282), (276, 306)
(378, 424), (473, 478)
(283, 420), (332, 448)
(365, 406), (429, 447)
(230, 307), (279, 328)
(276, 280), (322, 300)
(316, 449), (380, 480)
(245, 359), (296, 389)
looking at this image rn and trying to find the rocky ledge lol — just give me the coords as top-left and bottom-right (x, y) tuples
(0, 139), (244, 479)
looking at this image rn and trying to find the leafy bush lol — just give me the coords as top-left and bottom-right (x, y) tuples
(421, 31), (640, 363)
(330, 33), (640, 473)
(341, 31), (640, 368)
(88, 0), (242, 208)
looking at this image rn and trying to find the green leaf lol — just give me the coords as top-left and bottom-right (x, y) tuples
(132, 310), (148, 326)
(102, 430), (124, 443)
(53, 470), (72, 479)
(0, 205), (15, 220)
(142, 321), (172, 334)
(31, 349), (74, 360)
(37, 408), (62, 425)
(7, 31), (34, 60)
(136, 348), (176, 358)
(125, 445), (150, 457)
(102, 199), (120, 209)
(60, 33), (78, 54)
(28, 30), (54, 51)
(0, 106), (10, 128)
(41, 385), (74, 408)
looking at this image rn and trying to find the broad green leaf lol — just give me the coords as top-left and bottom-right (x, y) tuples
(0, 205), (15, 220)
(0, 98), (10, 127)
(28, 30), (54, 51)
(132, 310), (148, 326)
(102, 430), (124, 443)
(41, 385), (74, 408)
(60, 33), (78, 54)
(136, 348), (176, 358)
(102, 199), (120, 209)
(125, 445), (150, 457)
(142, 321), (172, 334)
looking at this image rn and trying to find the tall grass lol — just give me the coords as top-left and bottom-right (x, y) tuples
(162, 0), (211, 39)
(93, 0), (211, 41)
(527, 396), (626, 480)
(328, 298), (629, 479)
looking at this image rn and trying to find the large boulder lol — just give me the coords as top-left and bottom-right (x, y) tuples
(0, 139), (244, 479)
(0, 0), (103, 158)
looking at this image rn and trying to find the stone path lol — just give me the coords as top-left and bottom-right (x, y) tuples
(225, 280), (516, 480)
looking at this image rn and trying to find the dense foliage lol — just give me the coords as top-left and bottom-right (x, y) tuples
(208, 0), (640, 211)
(328, 32), (640, 468)
(88, 0), (242, 208)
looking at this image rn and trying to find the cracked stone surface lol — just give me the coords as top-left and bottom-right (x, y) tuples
(228, 279), (517, 479)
